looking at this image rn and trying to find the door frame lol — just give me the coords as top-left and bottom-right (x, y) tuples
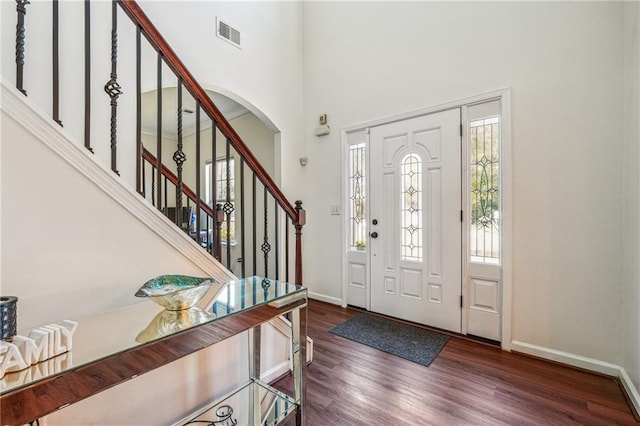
(340, 88), (513, 351)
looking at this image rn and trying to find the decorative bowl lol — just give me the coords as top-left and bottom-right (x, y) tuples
(135, 307), (215, 343)
(135, 275), (214, 310)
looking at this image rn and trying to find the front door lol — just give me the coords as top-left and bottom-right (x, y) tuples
(369, 109), (462, 332)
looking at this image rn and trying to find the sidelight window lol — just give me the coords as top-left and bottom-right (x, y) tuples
(349, 143), (367, 251)
(470, 116), (500, 264)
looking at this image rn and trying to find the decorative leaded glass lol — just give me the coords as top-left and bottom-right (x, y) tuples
(470, 116), (500, 264)
(349, 143), (367, 251)
(401, 154), (423, 261)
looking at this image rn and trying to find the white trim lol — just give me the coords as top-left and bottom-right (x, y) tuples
(620, 368), (640, 416)
(460, 107), (469, 335)
(500, 89), (513, 351)
(511, 341), (621, 375)
(340, 88), (513, 347)
(308, 291), (342, 306)
(512, 340), (640, 416)
(0, 78), (236, 286)
(340, 129), (348, 308)
(343, 88), (511, 134)
(260, 360), (291, 385)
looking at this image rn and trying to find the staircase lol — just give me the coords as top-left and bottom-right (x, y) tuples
(1, 0), (309, 388)
(5, 0), (305, 285)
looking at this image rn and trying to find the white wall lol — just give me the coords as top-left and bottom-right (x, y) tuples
(623, 1), (640, 393)
(1, 111), (213, 329)
(302, 2), (625, 365)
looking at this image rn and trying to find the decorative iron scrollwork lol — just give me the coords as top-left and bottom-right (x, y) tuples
(185, 404), (237, 426)
(172, 149), (187, 166)
(104, 77), (122, 104)
(261, 277), (271, 290)
(261, 241), (271, 255)
(223, 201), (234, 216)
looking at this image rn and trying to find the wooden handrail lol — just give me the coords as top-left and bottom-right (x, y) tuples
(142, 148), (215, 218)
(117, 0), (299, 223)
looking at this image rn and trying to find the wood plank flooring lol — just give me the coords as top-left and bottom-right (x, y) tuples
(276, 300), (638, 425)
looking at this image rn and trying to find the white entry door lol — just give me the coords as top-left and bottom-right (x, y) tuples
(369, 109), (462, 332)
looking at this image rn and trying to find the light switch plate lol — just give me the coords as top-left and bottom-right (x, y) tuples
(330, 205), (340, 215)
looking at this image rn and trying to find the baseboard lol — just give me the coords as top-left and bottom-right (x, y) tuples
(511, 341), (620, 376)
(260, 360), (290, 385)
(308, 291), (342, 306)
(620, 368), (640, 419)
(0, 78), (235, 286)
(512, 340), (640, 417)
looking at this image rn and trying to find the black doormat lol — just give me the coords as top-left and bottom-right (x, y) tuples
(329, 313), (449, 367)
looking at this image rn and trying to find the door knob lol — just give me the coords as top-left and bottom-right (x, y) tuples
(370, 231), (378, 239)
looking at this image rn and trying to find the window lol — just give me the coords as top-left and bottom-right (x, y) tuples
(349, 143), (367, 251)
(470, 116), (500, 264)
(400, 154), (423, 262)
(205, 158), (235, 244)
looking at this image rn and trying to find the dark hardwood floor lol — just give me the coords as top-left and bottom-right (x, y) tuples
(276, 300), (638, 425)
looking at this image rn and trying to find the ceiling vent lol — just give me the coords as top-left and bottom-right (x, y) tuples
(216, 17), (241, 49)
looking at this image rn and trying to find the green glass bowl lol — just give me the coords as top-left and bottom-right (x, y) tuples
(135, 275), (214, 310)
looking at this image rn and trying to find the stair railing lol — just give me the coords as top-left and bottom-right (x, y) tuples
(10, 0), (305, 284)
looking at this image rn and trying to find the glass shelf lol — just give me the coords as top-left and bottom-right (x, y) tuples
(176, 379), (297, 426)
(0, 276), (305, 396)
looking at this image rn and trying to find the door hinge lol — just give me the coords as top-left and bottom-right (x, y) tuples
(460, 210), (463, 222)
(460, 123), (463, 137)
(460, 295), (463, 308)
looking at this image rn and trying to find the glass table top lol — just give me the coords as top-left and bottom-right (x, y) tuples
(0, 276), (305, 396)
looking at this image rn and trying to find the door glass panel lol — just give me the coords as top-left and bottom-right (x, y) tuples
(470, 116), (500, 264)
(349, 143), (366, 251)
(401, 154), (422, 261)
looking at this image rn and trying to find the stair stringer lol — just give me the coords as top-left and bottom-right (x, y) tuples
(1, 78), (235, 285)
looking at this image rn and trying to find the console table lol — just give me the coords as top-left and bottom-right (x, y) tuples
(0, 276), (307, 425)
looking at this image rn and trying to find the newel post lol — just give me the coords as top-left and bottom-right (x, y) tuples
(294, 200), (306, 285)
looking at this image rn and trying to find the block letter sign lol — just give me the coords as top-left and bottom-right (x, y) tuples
(0, 320), (77, 378)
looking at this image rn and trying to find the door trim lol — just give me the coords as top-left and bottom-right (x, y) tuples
(340, 88), (512, 351)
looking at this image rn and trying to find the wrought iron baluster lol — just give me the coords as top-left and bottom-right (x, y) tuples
(52, 0), (61, 126)
(156, 52), (162, 211)
(262, 186), (270, 280)
(195, 103), (201, 245)
(275, 198), (279, 281)
(164, 175), (168, 214)
(104, 0), (121, 175)
(285, 221), (289, 282)
(252, 173), (257, 277)
(135, 26), (142, 194)
(215, 203), (224, 262)
(142, 158), (146, 198)
(15, 0), (29, 96)
(174, 78), (186, 229)
(151, 168), (156, 206)
(240, 158), (246, 278)
(211, 121), (217, 256)
(224, 139), (233, 270)
(84, 0), (92, 152)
